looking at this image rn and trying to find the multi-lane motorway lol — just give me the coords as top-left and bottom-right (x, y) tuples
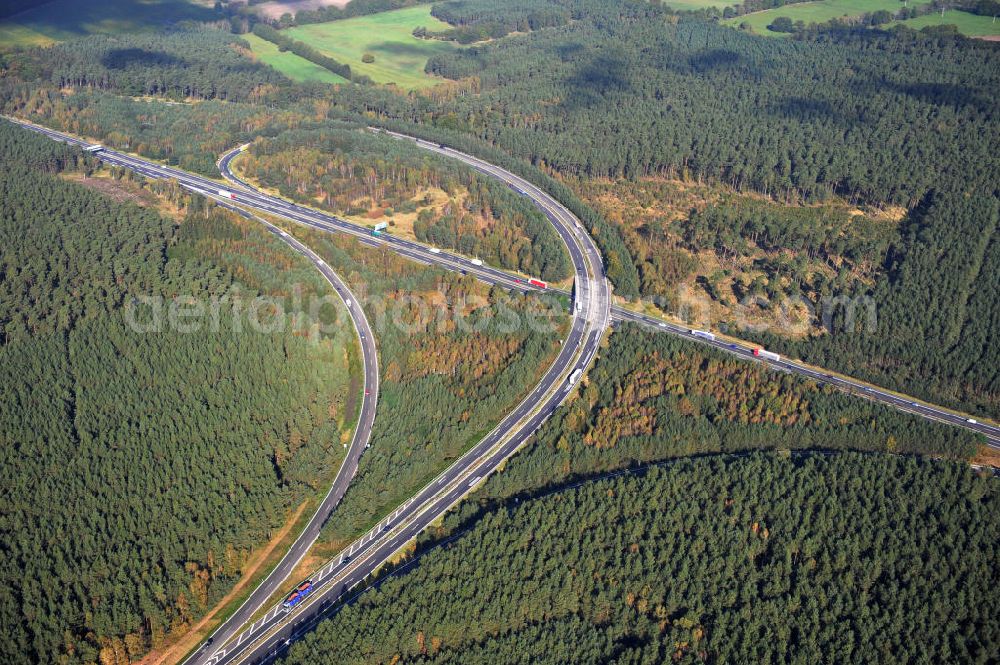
(608, 307), (1000, 449)
(183, 211), (380, 664)
(6, 116), (999, 665)
(372, 131), (1000, 452)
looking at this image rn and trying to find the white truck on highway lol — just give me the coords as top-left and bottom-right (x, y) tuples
(218, 189), (236, 200)
(691, 329), (715, 341)
(567, 369), (582, 389)
(754, 348), (781, 362)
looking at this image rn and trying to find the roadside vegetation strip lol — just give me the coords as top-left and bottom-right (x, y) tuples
(140, 501), (309, 665)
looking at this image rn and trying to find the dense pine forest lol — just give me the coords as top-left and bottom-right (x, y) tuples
(0, 122), (357, 664)
(279, 452), (1000, 664)
(238, 127), (570, 281)
(10, 31), (289, 102)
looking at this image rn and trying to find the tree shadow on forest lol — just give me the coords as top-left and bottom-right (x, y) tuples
(687, 48), (744, 73)
(653, 48), (767, 79)
(554, 41), (585, 62)
(99, 46), (272, 78)
(560, 48), (634, 110)
(886, 81), (993, 115)
(100, 48), (185, 70)
(769, 96), (852, 124)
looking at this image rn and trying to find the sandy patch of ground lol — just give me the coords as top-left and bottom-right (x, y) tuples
(340, 187), (458, 242)
(63, 172), (188, 220)
(972, 444), (1000, 469)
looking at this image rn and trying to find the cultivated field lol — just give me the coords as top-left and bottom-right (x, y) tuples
(661, 0), (738, 10)
(725, 0), (932, 34)
(282, 5), (456, 89)
(893, 10), (1000, 37)
(252, 0), (350, 21)
(0, 0), (215, 49)
(242, 32), (349, 84)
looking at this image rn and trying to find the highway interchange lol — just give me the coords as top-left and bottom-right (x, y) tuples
(205, 130), (613, 664)
(6, 116), (999, 664)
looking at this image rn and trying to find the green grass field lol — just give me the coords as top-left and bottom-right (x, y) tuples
(724, 0), (932, 35)
(242, 32), (349, 84)
(892, 9), (1000, 36)
(0, 0), (216, 50)
(282, 5), (455, 89)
